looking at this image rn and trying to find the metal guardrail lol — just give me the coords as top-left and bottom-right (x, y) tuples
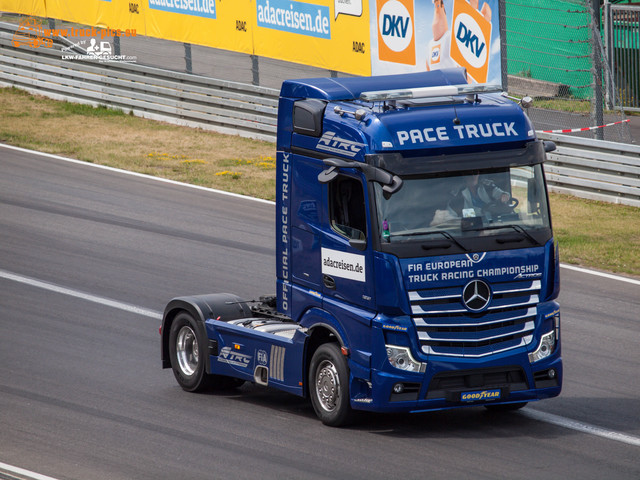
(540, 131), (640, 207)
(1, 21), (639, 207)
(0, 22), (279, 142)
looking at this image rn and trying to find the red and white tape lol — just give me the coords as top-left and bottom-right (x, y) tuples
(541, 119), (630, 134)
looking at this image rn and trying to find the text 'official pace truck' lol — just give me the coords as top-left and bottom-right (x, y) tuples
(160, 68), (562, 426)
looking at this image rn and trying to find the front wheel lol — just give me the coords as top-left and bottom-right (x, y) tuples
(309, 343), (353, 427)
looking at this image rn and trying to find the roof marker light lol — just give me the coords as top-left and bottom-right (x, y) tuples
(359, 84), (503, 102)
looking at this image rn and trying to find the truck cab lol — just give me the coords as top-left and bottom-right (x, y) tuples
(161, 69), (562, 426)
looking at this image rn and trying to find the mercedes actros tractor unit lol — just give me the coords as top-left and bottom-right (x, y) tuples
(160, 68), (562, 426)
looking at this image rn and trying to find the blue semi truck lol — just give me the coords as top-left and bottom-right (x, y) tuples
(160, 68), (562, 426)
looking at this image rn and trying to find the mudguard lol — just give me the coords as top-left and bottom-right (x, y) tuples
(161, 293), (251, 370)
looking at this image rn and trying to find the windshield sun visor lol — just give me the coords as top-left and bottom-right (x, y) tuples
(367, 140), (546, 176)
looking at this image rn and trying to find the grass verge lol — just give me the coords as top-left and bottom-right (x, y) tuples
(1, 86), (638, 277)
(0, 87), (276, 199)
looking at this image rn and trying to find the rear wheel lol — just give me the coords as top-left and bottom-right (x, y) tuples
(169, 312), (246, 392)
(169, 312), (212, 392)
(309, 343), (353, 427)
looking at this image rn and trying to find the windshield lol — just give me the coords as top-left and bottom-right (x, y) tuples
(374, 164), (551, 253)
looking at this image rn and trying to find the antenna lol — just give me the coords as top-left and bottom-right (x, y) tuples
(452, 102), (461, 125)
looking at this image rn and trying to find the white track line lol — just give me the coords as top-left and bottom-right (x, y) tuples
(0, 143), (275, 205)
(522, 409), (640, 447)
(0, 461), (61, 480)
(0, 269), (162, 320)
(560, 263), (640, 286)
(0, 269), (160, 480)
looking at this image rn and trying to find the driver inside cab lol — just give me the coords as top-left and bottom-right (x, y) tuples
(448, 171), (510, 219)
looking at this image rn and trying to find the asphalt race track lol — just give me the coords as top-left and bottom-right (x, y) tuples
(1, 144), (639, 480)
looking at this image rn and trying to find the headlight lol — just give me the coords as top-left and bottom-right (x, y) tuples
(528, 330), (556, 363)
(386, 345), (426, 373)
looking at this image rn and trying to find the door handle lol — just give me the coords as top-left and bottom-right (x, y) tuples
(323, 274), (336, 290)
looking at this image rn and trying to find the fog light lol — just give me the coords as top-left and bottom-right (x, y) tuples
(548, 368), (556, 379)
(393, 383), (405, 394)
(386, 345), (426, 373)
(528, 330), (556, 363)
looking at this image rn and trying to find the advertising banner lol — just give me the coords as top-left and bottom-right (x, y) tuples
(3, 0), (502, 83)
(253, 0), (371, 75)
(107, 0), (147, 35)
(376, 0), (415, 66)
(44, 0), (145, 32)
(9, 0), (370, 75)
(45, 0), (110, 29)
(371, 0), (501, 84)
(145, 0), (253, 54)
(0, 0), (46, 17)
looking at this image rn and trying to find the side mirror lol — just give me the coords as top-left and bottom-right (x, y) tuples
(317, 158), (404, 197)
(382, 175), (403, 199)
(318, 166), (339, 183)
(318, 158), (358, 183)
(349, 238), (367, 251)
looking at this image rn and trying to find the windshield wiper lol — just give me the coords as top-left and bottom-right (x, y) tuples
(391, 230), (469, 252)
(466, 224), (539, 245)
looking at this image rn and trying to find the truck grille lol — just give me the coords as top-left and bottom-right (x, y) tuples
(409, 280), (540, 357)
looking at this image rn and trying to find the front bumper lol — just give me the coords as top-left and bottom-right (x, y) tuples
(349, 350), (562, 413)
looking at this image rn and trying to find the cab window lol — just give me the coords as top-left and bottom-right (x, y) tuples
(329, 176), (366, 241)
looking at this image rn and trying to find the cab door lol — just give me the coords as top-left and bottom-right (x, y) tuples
(321, 173), (375, 311)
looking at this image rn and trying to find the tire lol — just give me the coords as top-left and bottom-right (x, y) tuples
(484, 402), (528, 412)
(309, 343), (353, 427)
(169, 312), (213, 392)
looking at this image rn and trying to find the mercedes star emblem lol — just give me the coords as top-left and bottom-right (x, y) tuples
(462, 280), (491, 312)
